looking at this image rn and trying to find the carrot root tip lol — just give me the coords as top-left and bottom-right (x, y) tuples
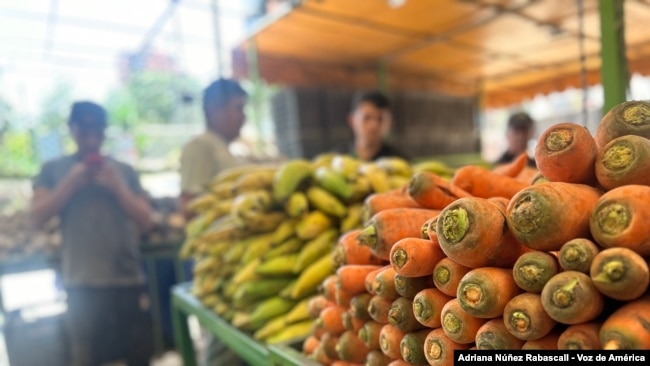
(443, 312), (461, 334)
(388, 307), (402, 325)
(551, 278), (579, 308)
(441, 208), (469, 243)
(510, 194), (542, 234)
(402, 345), (411, 359)
(562, 246), (581, 263)
(358, 328), (368, 343)
(566, 342), (582, 350)
(462, 284), (483, 307)
(594, 203), (630, 235)
(358, 225), (377, 247)
(603, 340), (623, 350)
(434, 267), (451, 285)
(511, 311), (531, 332)
(622, 103), (650, 125)
(519, 264), (545, 284)
(392, 248), (408, 269)
(595, 260), (625, 282)
(546, 128), (574, 152)
(380, 334), (389, 353)
(427, 339), (443, 359)
(413, 298), (430, 320)
(428, 218), (438, 234)
(603, 142), (634, 170)
(395, 276), (406, 291)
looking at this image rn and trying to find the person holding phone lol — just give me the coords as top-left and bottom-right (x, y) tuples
(30, 101), (154, 366)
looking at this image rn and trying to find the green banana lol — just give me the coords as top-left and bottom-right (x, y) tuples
(265, 237), (304, 259)
(223, 242), (247, 264)
(284, 192), (309, 218)
(375, 157), (413, 178)
(340, 204), (363, 232)
(279, 280), (297, 299)
(284, 298), (311, 324)
(293, 228), (339, 273)
(249, 297), (297, 326)
(359, 163), (391, 193)
(200, 294), (221, 308)
(234, 277), (295, 302)
(271, 218), (299, 245)
(240, 233), (274, 264)
(257, 253), (300, 276)
(265, 320), (314, 345)
(209, 181), (236, 199)
(231, 258), (262, 285)
(211, 164), (276, 186)
(295, 211), (334, 240)
(253, 314), (287, 341)
(314, 166), (353, 200)
(290, 254), (334, 300)
(311, 152), (337, 169)
(330, 155), (361, 181)
(232, 169), (277, 195)
(306, 186), (348, 218)
(273, 159), (314, 202)
(413, 160), (455, 177)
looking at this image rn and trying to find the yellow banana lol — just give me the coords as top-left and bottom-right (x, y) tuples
(265, 320), (314, 345)
(314, 166), (353, 200)
(253, 314), (287, 341)
(273, 159), (314, 202)
(213, 302), (229, 316)
(233, 277), (295, 302)
(241, 233), (274, 264)
(284, 192), (309, 218)
(359, 163), (391, 193)
(224, 241), (247, 264)
(331, 155), (361, 181)
(200, 294), (220, 308)
(293, 228), (339, 273)
(295, 211), (334, 240)
(306, 186), (347, 218)
(375, 157), (413, 178)
(347, 176), (373, 204)
(209, 181), (236, 199)
(271, 218), (299, 245)
(413, 160), (455, 177)
(232, 169), (276, 195)
(279, 280), (297, 299)
(312, 152), (337, 169)
(290, 254), (334, 300)
(340, 204), (363, 232)
(186, 193), (218, 213)
(388, 175), (411, 190)
(249, 297), (297, 326)
(257, 253), (300, 276)
(265, 237), (304, 259)
(284, 298), (311, 324)
(211, 164), (275, 186)
(230, 190), (273, 226)
(198, 221), (247, 244)
(179, 237), (197, 259)
(231, 311), (251, 329)
(231, 257), (262, 285)
(243, 211), (288, 233)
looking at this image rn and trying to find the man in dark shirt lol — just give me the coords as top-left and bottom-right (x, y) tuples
(495, 112), (536, 167)
(345, 90), (406, 161)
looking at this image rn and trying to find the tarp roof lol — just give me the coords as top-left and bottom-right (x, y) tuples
(233, 0), (650, 108)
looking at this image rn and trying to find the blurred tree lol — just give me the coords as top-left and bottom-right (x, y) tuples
(38, 81), (74, 134)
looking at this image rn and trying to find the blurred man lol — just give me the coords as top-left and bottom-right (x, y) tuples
(30, 101), (154, 366)
(496, 112), (536, 167)
(346, 90), (406, 161)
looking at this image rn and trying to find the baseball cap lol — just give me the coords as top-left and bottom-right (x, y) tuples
(68, 101), (107, 130)
(507, 112), (533, 130)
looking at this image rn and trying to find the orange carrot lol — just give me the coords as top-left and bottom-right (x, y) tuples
(600, 296), (650, 349)
(387, 361), (409, 366)
(313, 343), (334, 365)
(590, 247), (650, 301)
(452, 165), (529, 199)
(558, 238), (600, 273)
(457, 267), (523, 319)
(379, 324), (407, 359)
(532, 173), (549, 185)
(408, 171), (472, 210)
(541, 271), (604, 325)
(349, 293), (373, 321)
(425, 214), (440, 246)
(424, 328), (472, 366)
(322, 332), (341, 360)
(399, 329), (430, 365)
(390, 237), (446, 277)
(507, 182), (602, 251)
(372, 267), (399, 299)
(319, 306), (347, 336)
(335, 286), (355, 308)
(338, 265), (384, 295)
(589, 185), (650, 256)
(487, 196), (510, 213)
(412, 288), (453, 328)
(368, 295), (393, 324)
(312, 321), (327, 340)
(558, 322), (602, 350)
(308, 295), (337, 319)
(535, 122), (598, 184)
(334, 229), (384, 267)
(363, 191), (421, 223)
(492, 152), (530, 177)
(388, 297), (425, 333)
(394, 274), (434, 299)
(594, 100), (650, 149)
(358, 321), (384, 350)
(512, 251), (560, 293)
(343, 311), (365, 333)
(433, 258), (471, 297)
(359, 208), (440, 260)
(503, 293), (557, 341)
(437, 197), (528, 268)
(441, 298), (489, 344)
(331, 362), (358, 366)
(595, 135), (650, 190)
(322, 275), (338, 302)
(303, 335), (320, 355)
(365, 350), (392, 366)
(475, 318), (526, 350)
(336, 330), (370, 363)
(365, 266), (388, 295)
(522, 331), (561, 350)
(420, 216), (435, 240)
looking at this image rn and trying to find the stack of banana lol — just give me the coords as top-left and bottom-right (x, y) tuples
(180, 154), (435, 345)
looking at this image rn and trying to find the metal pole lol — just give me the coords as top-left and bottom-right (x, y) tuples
(599, 0), (628, 113)
(211, 0), (224, 77)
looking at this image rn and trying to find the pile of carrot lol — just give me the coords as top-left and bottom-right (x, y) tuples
(302, 100), (650, 366)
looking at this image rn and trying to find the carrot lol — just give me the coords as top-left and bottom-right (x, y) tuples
(379, 324), (407, 360)
(343, 311), (366, 333)
(412, 288), (453, 329)
(503, 293), (557, 341)
(558, 322), (602, 350)
(535, 122), (598, 184)
(363, 191), (421, 224)
(388, 297), (425, 333)
(368, 295), (393, 324)
(372, 267), (400, 299)
(590, 247), (650, 301)
(507, 182), (602, 251)
(493, 152), (530, 177)
(350, 293), (373, 321)
(425, 214), (440, 247)
(532, 173), (549, 185)
(390, 237), (446, 277)
(322, 275), (338, 302)
(589, 185), (650, 256)
(322, 332), (341, 360)
(437, 197), (528, 268)
(594, 100), (650, 149)
(600, 296), (650, 349)
(475, 318), (526, 350)
(521, 331), (561, 350)
(365, 350), (393, 366)
(359, 208), (441, 261)
(331, 362), (359, 366)
(452, 165), (529, 200)
(420, 217), (435, 240)
(433, 258), (471, 297)
(487, 196), (510, 213)
(558, 238), (600, 273)
(312, 320), (327, 340)
(512, 251), (559, 293)
(308, 295), (336, 319)
(457, 267), (522, 319)
(408, 171), (472, 210)
(441, 298), (489, 344)
(424, 328), (471, 366)
(394, 274), (434, 299)
(358, 321), (384, 350)
(365, 266), (388, 295)
(387, 361), (409, 366)
(338, 265), (384, 295)
(319, 305), (347, 336)
(336, 330), (370, 363)
(334, 229), (384, 267)
(335, 286), (355, 308)
(303, 335), (320, 355)
(595, 135), (650, 189)
(313, 343), (335, 365)
(399, 329), (430, 365)
(540, 271), (604, 325)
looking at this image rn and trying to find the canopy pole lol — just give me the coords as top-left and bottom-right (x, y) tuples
(211, 0), (224, 77)
(599, 0), (628, 113)
(377, 62), (389, 93)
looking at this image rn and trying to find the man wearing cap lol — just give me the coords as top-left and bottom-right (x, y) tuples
(495, 112), (537, 167)
(30, 101), (154, 366)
